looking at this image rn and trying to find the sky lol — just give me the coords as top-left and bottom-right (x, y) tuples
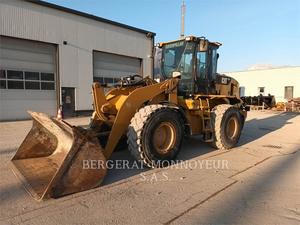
(47, 0), (300, 72)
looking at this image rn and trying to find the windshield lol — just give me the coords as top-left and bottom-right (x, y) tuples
(162, 40), (186, 78)
(162, 41), (196, 78)
(162, 40), (196, 94)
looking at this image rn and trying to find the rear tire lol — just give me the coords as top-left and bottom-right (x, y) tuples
(127, 104), (183, 168)
(211, 104), (242, 150)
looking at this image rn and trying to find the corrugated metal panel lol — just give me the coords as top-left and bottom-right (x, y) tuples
(0, 90), (57, 120)
(0, 0), (154, 111)
(0, 36), (57, 120)
(1, 47), (55, 73)
(26, 0), (155, 36)
(0, 36), (56, 72)
(227, 67), (300, 102)
(0, 0), (152, 58)
(93, 51), (141, 79)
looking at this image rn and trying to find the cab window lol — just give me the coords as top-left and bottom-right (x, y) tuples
(177, 42), (196, 94)
(196, 51), (207, 79)
(211, 49), (218, 79)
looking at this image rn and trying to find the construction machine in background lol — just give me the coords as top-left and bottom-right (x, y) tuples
(241, 95), (276, 109)
(11, 36), (249, 200)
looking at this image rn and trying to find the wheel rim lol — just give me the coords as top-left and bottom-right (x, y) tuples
(226, 116), (238, 140)
(153, 122), (176, 154)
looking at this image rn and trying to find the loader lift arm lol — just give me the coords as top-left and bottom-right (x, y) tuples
(92, 78), (179, 159)
(11, 36), (247, 201)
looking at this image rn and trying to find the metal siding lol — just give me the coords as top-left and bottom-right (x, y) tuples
(0, 90), (57, 120)
(0, 36), (57, 120)
(93, 52), (141, 78)
(227, 67), (300, 102)
(76, 50), (93, 111)
(0, 0), (153, 111)
(0, 37), (55, 72)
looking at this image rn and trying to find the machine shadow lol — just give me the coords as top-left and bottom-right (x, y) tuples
(103, 137), (217, 186)
(238, 111), (298, 146)
(0, 181), (35, 206)
(2, 112), (297, 203)
(103, 112), (299, 186)
(190, 148), (300, 224)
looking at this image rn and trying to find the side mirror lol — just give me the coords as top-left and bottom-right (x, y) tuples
(172, 71), (181, 78)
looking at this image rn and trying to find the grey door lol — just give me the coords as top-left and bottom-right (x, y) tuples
(284, 86), (293, 100)
(93, 51), (141, 85)
(0, 36), (57, 120)
(61, 87), (75, 117)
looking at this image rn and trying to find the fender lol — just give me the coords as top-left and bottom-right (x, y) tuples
(102, 80), (173, 158)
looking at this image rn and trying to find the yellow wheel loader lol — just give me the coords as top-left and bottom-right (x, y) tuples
(11, 36), (249, 200)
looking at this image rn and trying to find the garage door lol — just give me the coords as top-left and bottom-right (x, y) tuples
(93, 51), (141, 85)
(0, 36), (57, 121)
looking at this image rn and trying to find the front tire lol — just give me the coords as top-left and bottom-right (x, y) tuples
(211, 104), (243, 149)
(127, 104), (183, 168)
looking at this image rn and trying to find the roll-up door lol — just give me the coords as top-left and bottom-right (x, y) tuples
(93, 51), (141, 85)
(0, 36), (57, 120)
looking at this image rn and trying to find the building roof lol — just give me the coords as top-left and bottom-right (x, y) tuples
(223, 66), (300, 74)
(26, 0), (155, 37)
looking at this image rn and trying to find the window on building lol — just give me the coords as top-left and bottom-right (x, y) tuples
(41, 73), (54, 81)
(258, 87), (265, 95)
(25, 72), (39, 80)
(284, 86), (293, 100)
(114, 77), (120, 83)
(93, 76), (120, 85)
(0, 80), (6, 89)
(41, 72), (55, 90)
(7, 80), (24, 89)
(41, 82), (55, 90)
(93, 77), (103, 83)
(0, 70), (6, 79)
(25, 81), (40, 90)
(0, 69), (55, 90)
(104, 77), (114, 84)
(7, 70), (23, 80)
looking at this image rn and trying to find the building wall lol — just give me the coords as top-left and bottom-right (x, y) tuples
(0, 37), (58, 120)
(0, 0), (153, 111)
(227, 67), (300, 102)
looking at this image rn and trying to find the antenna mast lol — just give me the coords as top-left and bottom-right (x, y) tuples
(180, 0), (186, 38)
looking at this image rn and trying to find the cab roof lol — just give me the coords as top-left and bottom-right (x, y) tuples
(158, 36), (222, 47)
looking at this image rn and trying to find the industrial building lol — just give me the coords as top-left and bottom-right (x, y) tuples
(0, 0), (155, 121)
(227, 67), (300, 102)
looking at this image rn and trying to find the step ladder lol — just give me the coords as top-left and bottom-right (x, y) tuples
(200, 98), (214, 142)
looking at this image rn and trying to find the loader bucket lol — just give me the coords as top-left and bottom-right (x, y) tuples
(11, 112), (107, 201)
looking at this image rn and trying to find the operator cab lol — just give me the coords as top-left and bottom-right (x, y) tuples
(154, 36), (221, 97)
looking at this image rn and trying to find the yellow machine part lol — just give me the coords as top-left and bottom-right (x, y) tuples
(11, 112), (107, 200)
(11, 79), (175, 200)
(92, 79), (178, 159)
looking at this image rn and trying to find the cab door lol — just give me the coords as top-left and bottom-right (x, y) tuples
(195, 50), (208, 94)
(207, 47), (218, 94)
(195, 47), (218, 95)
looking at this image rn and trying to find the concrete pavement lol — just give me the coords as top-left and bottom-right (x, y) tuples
(0, 111), (299, 225)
